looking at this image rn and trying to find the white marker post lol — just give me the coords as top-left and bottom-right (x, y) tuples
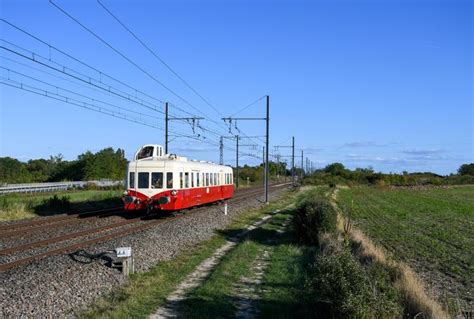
(224, 203), (228, 216)
(116, 247), (133, 277)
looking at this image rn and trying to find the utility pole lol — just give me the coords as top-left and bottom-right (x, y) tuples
(292, 136), (295, 186)
(165, 102), (169, 154)
(164, 102), (204, 154)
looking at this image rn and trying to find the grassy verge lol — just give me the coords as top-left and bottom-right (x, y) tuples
(78, 188), (299, 318)
(0, 190), (123, 221)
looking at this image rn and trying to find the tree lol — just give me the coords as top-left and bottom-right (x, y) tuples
(0, 157), (32, 183)
(458, 163), (474, 176)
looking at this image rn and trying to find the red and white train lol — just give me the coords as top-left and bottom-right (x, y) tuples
(123, 144), (234, 212)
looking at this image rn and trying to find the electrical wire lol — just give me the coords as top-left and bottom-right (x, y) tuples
(97, 0), (224, 117)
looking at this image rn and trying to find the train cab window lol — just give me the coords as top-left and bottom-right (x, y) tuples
(151, 172), (163, 189)
(129, 172), (135, 188)
(138, 172), (149, 189)
(137, 146), (154, 160)
(180, 172), (183, 188)
(196, 172), (200, 187)
(166, 172), (173, 189)
(191, 172), (194, 188)
(185, 172), (189, 188)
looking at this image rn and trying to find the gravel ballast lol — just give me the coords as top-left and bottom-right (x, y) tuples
(0, 188), (286, 317)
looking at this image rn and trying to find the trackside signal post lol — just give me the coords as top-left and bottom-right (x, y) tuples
(221, 95), (270, 203)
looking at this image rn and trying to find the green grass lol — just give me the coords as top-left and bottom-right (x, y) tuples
(78, 188), (300, 319)
(0, 189), (123, 221)
(336, 185), (474, 304)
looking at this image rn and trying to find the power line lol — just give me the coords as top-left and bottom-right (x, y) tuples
(1, 66), (164, 122)
(96, 0), (224, 118)
(0, 78), (163, 130)
(229, 95), (266, 117)
(49, 0), (223, 126)
(0, 40), (167, 115)
(48, 2), (244, 142)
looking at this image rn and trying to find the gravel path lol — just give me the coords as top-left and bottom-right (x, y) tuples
(0, 189), (286, 317)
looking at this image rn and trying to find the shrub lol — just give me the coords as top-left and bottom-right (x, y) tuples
(307, 249), (373, 318)
(293, 197), (337, 245)
(306, 248), (401, 318)
(39, 195), (72, 211)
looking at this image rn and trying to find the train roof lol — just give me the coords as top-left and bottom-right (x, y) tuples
(129, 144), (231, 169)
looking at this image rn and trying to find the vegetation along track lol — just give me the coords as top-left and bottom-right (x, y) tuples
(0, 183), (290, 272)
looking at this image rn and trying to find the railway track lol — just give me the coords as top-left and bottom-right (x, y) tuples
(0, 183), (290, 272)
(0, 206), (124, 237)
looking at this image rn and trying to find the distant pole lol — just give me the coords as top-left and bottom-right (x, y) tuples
(301, 149), (304, 181)
(219, 136), (224, 165)
(291, 136), (295, 186)
(236, 135), (240, 188)
(263, 146), (266, 188)
(165, 102), (169, 154)
(264, 95), (270, 203)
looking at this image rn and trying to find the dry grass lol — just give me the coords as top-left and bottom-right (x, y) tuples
(331, 188), (450, 319)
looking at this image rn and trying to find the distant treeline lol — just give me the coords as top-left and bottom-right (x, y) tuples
(0, 148), (127, 184)
(304, 163), (474, 186)
(2, 147), (472, 186)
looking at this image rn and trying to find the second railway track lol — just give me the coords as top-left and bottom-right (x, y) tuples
(0, 183), (290, 272)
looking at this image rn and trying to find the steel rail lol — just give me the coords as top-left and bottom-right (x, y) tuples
(0, 183), (290, 272)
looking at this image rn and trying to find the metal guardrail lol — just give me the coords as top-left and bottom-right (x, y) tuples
(0, 180), (123, 194)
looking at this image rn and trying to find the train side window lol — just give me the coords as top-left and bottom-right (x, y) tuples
(180, 172), (183, 189)
(138, 172), (149, 189)
(129, 172), (135, 188)
(151, 172), (163, 189)
(191, 172), (194, 188)
(196, 172), (200, 187)
(185, 172), (189, 188)
(166, 172), (173, 188)
(206, 173), (209, 186)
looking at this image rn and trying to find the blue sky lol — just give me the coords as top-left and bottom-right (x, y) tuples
(0, 0), (472, 175)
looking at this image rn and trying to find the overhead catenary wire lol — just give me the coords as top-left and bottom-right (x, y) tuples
(0, 66), (164, 122)
(96, 0), (224, 118)
(1, 16), (264, 166)
(48, 1), (248, 141)
(49, 0), (224, 127)
(0, 19), (196, 118)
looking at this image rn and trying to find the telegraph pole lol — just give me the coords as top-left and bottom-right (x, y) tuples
(165, 102), (169, 154)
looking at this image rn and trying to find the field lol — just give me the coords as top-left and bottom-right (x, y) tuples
(336, 186), (474, 309)
(0, 189), (123, 221)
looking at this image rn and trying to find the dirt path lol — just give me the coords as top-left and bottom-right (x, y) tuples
(149, 212), (277, 319)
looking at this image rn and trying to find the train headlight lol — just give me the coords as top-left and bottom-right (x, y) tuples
(123, 190), (129, 196)
(171, 190), (177, 196)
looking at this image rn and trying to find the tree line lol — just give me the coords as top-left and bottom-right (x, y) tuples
(0, 148), (127, 184)
(304, 162), (474, 186)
